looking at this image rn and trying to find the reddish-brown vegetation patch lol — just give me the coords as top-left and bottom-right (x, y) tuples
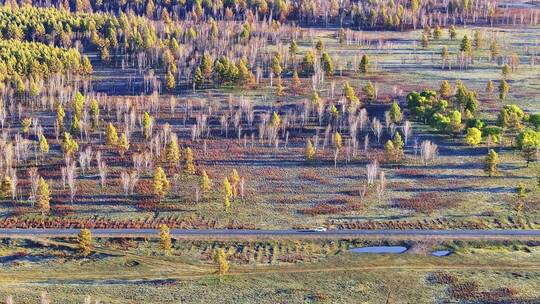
(429, 272), (458, 285)
(262, 168), (284, 181)
(136, 199), (158, 211)
(330, 218), (490, 230)
(299, 170), (328, 184)
(0, 216), (254, 229)
(393, 193), (461, 214)
(51, 205), (76, 216)
(136, 179), (154, 196)
(299, 199), (361, 215)
(430, 272), (520, 302)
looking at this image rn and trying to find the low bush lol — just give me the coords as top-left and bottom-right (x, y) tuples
(394, 193), (460, 214)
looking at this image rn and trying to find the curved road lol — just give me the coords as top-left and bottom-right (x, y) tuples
(1, 229), (540, 239)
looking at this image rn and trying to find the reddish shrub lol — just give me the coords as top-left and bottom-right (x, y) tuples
(450, 282), (480, 300)
(299, 170), (328, 184)
(262, 169), (282, 181)
(394, 193), (460, 214)
(478, 287), (519, 301)
(136, 199), (158, 211)
(51, 205), (76, 216)
(136, 179), (153, 196)
(299, 200), (361, 215)
(429, 272), (458, 285)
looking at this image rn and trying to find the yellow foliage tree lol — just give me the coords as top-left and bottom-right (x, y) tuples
(160, 224), (172, 255)
(78, 228), (92, 257)
(305, 138), (315, 161)
(39, 135), (49, 154)
(61, 132), (79, 156)
(334, 132), (343, 150)
(36, 177), (50, 214)
(214, 248), (230, 275)
(118, 133), (130, 156)
(166, 136), (181, 168)
(222, 177), (232, 209)
(230, 169), (240, 197)
(153, 167), (170, 201)
(200, 170), (212, 193)
(184, 147), (196, 174)
(106, 123), (119, 146)
(0, 176), (13, 199)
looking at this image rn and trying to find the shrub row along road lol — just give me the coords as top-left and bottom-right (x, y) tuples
(1, 229), (540, 239)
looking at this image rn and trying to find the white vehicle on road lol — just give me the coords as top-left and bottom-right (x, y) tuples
(314, 227), (327, 232)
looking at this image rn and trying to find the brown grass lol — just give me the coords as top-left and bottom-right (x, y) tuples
(299, 199), (361, 215)
(393, 193), (461, 214)
(299, 169), (329, 184)
(431, 272), (520, 302)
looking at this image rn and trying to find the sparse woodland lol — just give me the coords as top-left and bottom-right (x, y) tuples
(0, 1), (534, 231)
(0, 0), (538, 303)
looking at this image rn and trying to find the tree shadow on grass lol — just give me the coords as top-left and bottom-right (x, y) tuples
(392, 173), (531, 180)
(333, 214), (414, 221)
(393, 186), (514, 194)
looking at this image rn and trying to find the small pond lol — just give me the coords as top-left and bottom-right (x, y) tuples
(349, 246), (407, 254)
(431, 250), (452, 257)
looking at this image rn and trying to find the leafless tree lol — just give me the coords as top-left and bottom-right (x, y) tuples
(120, 171), (139, 196)
(14, 134), (30, 163)
(364, 134), (370, 152)
(133, 153), (143, 173)
(2, 142), (14, 175)
(377, 171), (386, 202)
(359, 108), (368, 132)
(61, 166), (67, 189)
(143, 151), (153, 172)
(169, 96), (177, 114)
(28, 167), (39, 206)
(98, 160), (108, 188)
(359, 182), (367, 201)
(78, 146), (92, 175)
(403, 120), (412, 145)
(372, 118), (383, 143)
(366, 160), (379, 185)
(128, 171), (139, 195)
(194, 186), (200, 203)
(384, 111), (391, 131)
(120, 171), (130, 196)
(66, 161), (77, 203)
(420, 140), (438, 164)
(239, 177), (245, 199)
(8, 168), (17, 201)
(323, 125), (331, 149)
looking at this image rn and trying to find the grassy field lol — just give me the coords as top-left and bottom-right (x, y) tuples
(0, 237), (539, 303)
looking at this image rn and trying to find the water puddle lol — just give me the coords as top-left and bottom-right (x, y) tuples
(349, 246), (407, 254)
(431, 250), (452, 257)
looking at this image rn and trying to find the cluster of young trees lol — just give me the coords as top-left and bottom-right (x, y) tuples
(407, 80), (480, 136)
(0, 6), (298, 91)
(408, 82), (539, 165)
(30, 0), (532, 29)
(0, 6), (156, 53)
(0, 6), (175, 78)
(351, 0), (536, 29)
(193, 55), (254, 87)
(0, 40), (90, 90)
